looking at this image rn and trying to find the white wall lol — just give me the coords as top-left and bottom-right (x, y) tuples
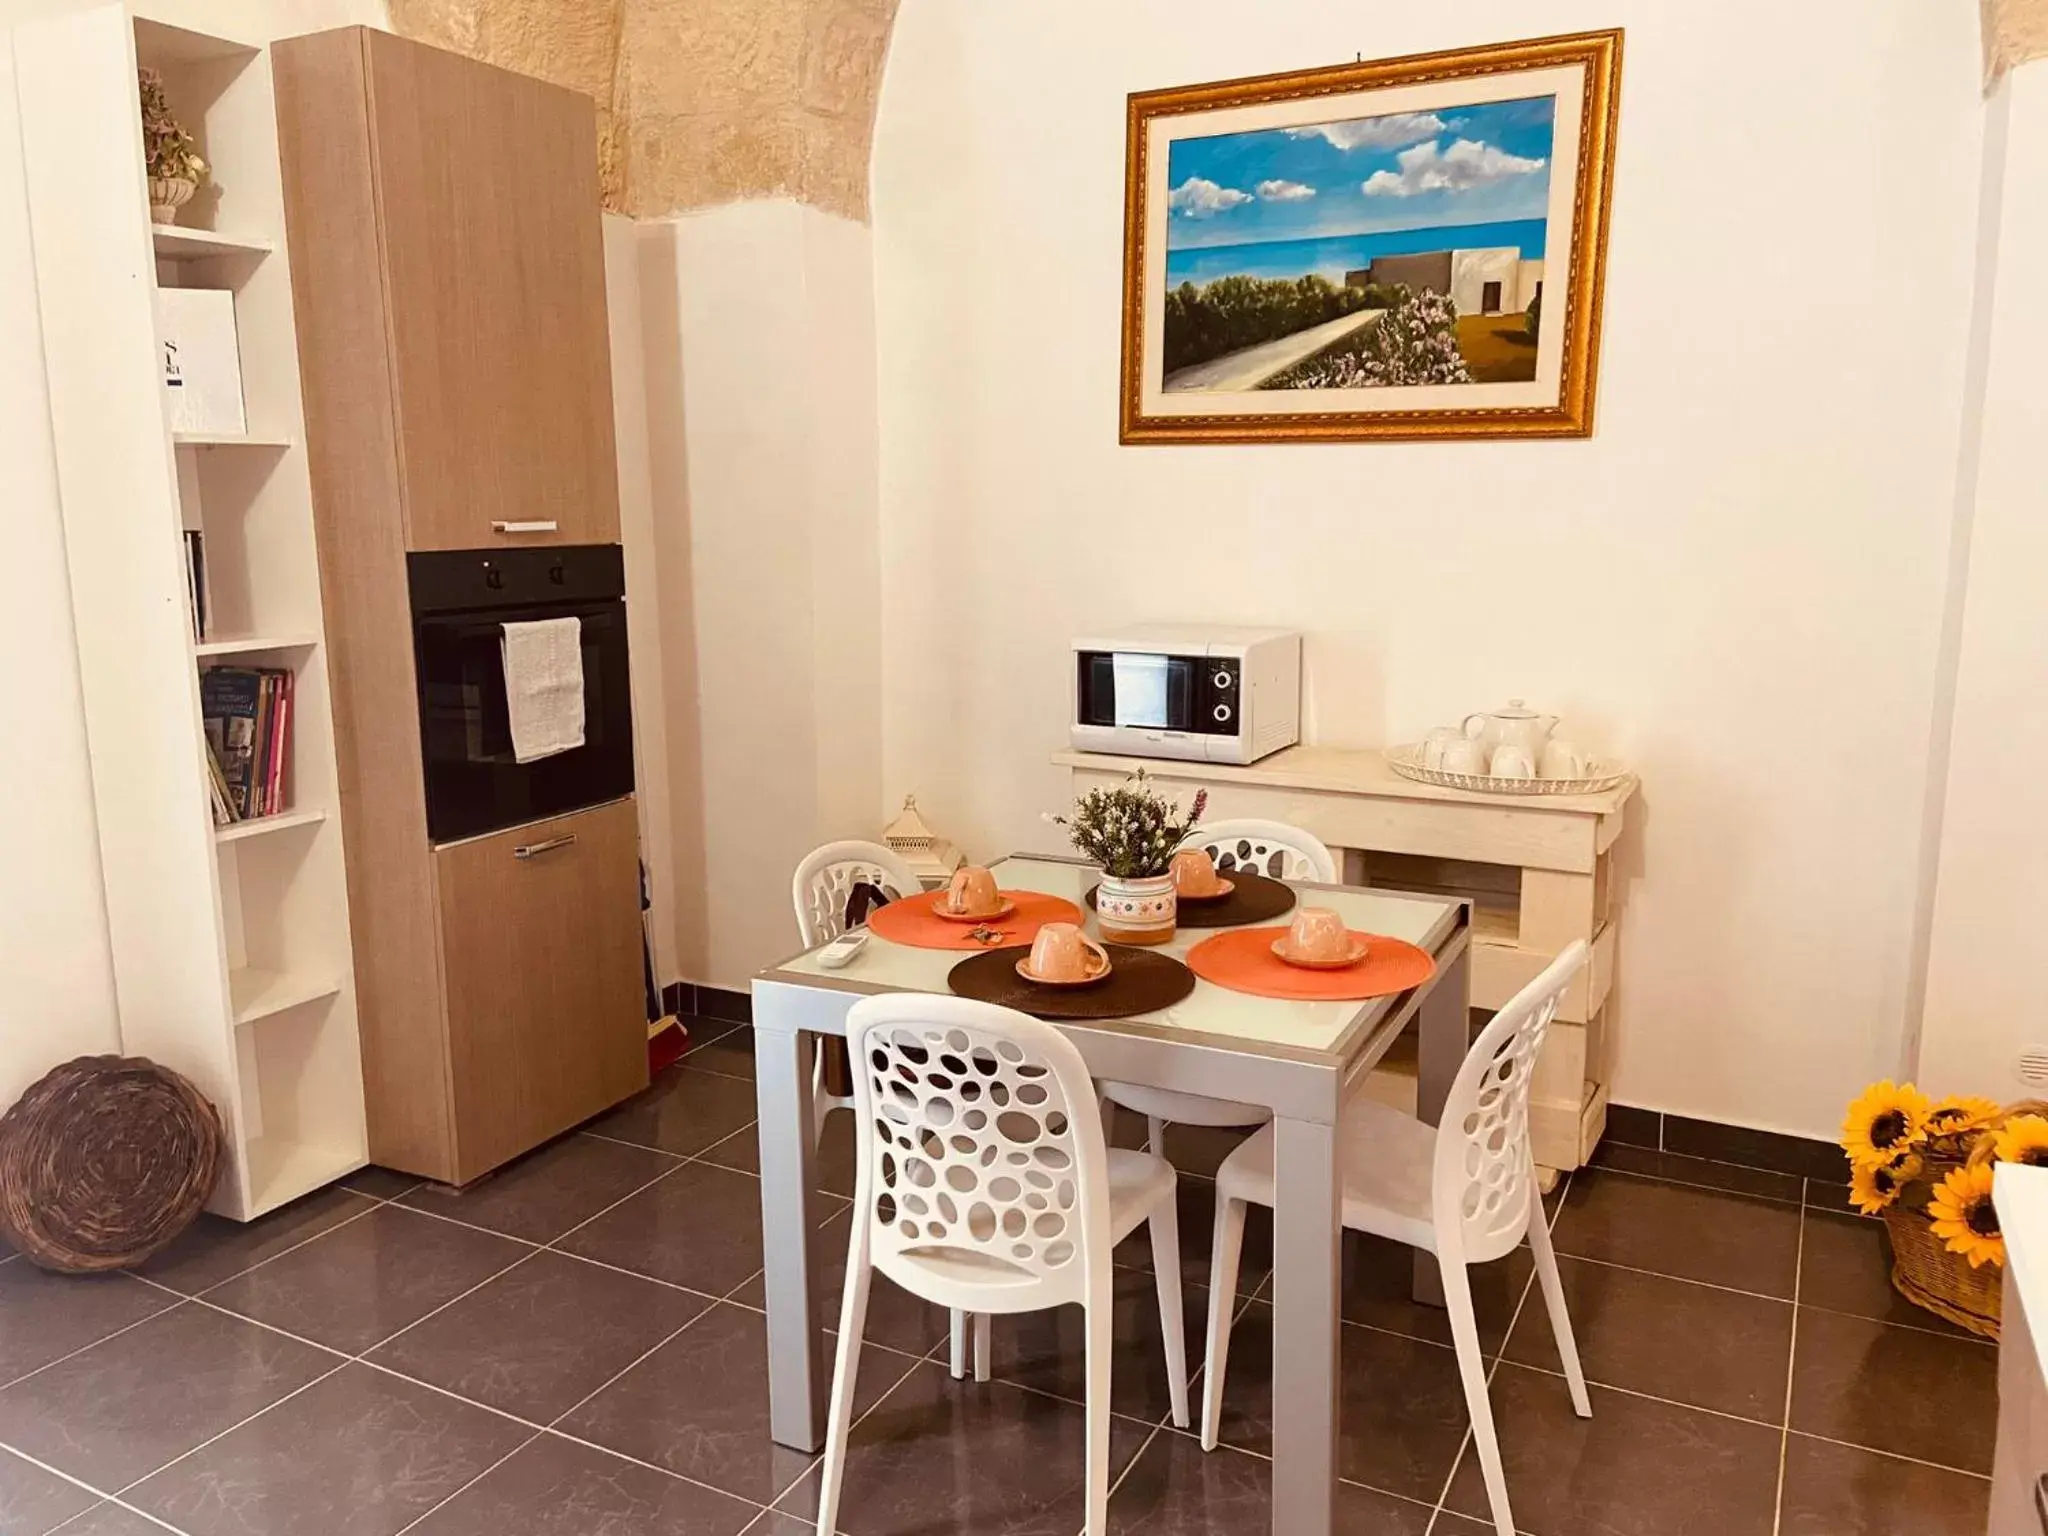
(871, 0), (1986, 1137)
(0, 27), (121, 1103)
(1917, 67), (2048, 1101)
(637, 201), (883, 988)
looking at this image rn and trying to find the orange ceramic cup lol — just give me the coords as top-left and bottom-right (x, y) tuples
(1170, 848), (1226, 898)
(1026, 922), (1108, 983)
(944, 865), (1001, 917)
(1281, 906), (1351, 963)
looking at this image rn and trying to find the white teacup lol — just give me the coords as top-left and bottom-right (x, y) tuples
(1439, 737), (1489, 775)
(1489, 745), (1536, 779)
(1540, 739), (1587, 779)
(1421, 725), (1466, 772)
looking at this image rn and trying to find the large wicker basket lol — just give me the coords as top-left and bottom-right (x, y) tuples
(1883, 1187), (2001, 1339)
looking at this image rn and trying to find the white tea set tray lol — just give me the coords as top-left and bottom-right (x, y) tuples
(1383, 744), (1632, 798)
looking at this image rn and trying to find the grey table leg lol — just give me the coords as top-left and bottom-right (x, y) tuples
(756, 1018), (826, 1451)
(1412, 939), (1472, 1305)
(1270, 1110), (1341, 1536)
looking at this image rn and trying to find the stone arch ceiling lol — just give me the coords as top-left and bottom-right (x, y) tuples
(386, 0), (899, 221)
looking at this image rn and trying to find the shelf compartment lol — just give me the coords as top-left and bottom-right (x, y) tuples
(229, 965), (340, 1026)
(174, 431), (292, 449)
(152, 225), (272, 262)
(215, 806), (325, 844)
(194, 633), (319, 658)
(244, 1137), (365, 1216)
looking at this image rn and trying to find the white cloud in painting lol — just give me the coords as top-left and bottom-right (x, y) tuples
(1168, 175), (1255, 218)
(1256, 179), (1316, 201)
(1288, 112), (1445, 151)
(1361, 137), (1546, 197)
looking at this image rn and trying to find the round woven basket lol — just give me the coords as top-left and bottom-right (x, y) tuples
(0, 1056), (224, 1273)
(1884, 1187), (2001, 1339)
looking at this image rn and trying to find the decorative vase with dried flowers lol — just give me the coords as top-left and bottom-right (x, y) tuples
(139, 67), (206, 225)
(1051, 769), (1206, 946)
(1838, 1081), (2048, 1338)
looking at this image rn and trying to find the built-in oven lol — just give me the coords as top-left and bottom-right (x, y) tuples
(409, 544), (634, 844)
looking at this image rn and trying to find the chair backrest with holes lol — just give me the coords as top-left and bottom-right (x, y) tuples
(1185, 818), (1338, 884)
(792, 840), (925, 947)
(843, 994), (1113, 1312)
(1429, 940), (1589, 1265)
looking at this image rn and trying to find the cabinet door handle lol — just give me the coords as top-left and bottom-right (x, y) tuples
(513, 833), (577, 860)
(492, 520), (559, 535)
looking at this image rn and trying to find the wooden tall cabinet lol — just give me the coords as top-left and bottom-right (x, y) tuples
(274, 28), (644, 1185)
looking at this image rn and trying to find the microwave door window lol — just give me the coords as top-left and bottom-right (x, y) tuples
(1112, 653), (1170, 728)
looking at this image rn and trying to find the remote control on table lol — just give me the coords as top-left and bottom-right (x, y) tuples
(816, 930), (869, 969)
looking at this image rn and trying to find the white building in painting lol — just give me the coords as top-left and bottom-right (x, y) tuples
(1347, 246), (1545, 315)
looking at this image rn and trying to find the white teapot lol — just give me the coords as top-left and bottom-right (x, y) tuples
(1462, 701), (1559, 767)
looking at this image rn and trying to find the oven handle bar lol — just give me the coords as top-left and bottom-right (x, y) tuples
(491, 520), (560, 534)
(513, 833), (578, 860)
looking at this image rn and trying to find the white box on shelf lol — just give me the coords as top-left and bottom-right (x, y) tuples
(156, 287), (246, 436)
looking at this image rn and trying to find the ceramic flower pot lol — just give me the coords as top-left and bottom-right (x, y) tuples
(148, 176), (196, 225)
(1097, 872), (1176, 946)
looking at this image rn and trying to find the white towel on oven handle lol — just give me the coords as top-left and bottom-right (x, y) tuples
(500, 616), (586, 763)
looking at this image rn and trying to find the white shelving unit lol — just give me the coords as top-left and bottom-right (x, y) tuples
(13, 2), (367, 1218)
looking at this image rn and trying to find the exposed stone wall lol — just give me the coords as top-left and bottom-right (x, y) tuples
(386, 0), (897, 220)
(1984, 0), (2048, 82)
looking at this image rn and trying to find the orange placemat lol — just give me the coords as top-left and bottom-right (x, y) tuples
(1185, 926), (1436, 1001)
(867, 889), (1086, 951)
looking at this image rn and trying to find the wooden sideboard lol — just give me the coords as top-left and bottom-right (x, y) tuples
(1055, 746), (1637, 1172)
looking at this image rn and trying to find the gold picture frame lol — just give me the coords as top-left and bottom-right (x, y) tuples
(1119, 30), (1621, 444)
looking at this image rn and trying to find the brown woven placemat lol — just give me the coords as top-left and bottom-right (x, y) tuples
(1084, 871), (1297, 929)
(948, 944), (1197, 1020)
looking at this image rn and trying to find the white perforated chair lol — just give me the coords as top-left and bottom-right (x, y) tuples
(1198, 941), (1592, 1536)
(815, 994), (1189, 1536)
(1097, 819), (1340, 1154)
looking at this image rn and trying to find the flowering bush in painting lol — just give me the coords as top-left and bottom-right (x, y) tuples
(1262, 289), (1472, 389)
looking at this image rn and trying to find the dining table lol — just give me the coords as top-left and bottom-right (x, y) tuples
(751, 852), (1472, 1536)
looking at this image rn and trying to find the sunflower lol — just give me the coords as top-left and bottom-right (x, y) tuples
(1841, 1081), (1932, 1168)
(1928, 1162), (2005, 1268)
(1925, 1095), (2000, 1136)
(1848, 1150), (1922, 1215)
(1993, 1114), (2048, 1168)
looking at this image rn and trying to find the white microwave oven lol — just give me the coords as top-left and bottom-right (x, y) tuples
(1069, 625), (1301, 765)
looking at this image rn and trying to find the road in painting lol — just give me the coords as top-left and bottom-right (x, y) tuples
(1161, 97), (1556, 392)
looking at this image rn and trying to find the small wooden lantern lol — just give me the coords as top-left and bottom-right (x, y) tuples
(883, 795), (963, 890)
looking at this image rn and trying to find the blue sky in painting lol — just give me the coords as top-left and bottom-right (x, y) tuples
(1164, 95), (1556, 251)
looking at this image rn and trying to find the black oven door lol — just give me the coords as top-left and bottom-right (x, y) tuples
(410, 547), (635, 844)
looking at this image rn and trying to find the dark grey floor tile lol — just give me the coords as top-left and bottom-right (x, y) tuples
(700, 1115), (857, 1202)
(127, 1363), (530, 1536)
(1442, 1365), (1781, 1535)
(0, 1264), (179, 1387)
(366, 1250), (712, 1422)
(557, 1161), (766, 1298)
(1661, 1116), (1846, 1182)
(772, 1362), (1153, 1534)
(0, 1303), (339, 1489)
(586, 1066), (759, 1158)
(1798, 1210), (1972, 1337)
(685, 1023), (757, 1081)
(1114, 1176), (1271, 1297)
(1323, 1231), (1529, 1355)
(0, 1446), (97, 1535)
(137, 1186), (379, 1296)
(1154, 1121), (1258, 1181)
(1552, 1170), (1802, 1297)
(1804, 1174), (1871, 1217)
(407, 1431), (762, 1536)
(696, 1127), (760, 1176)
(203, 1204), (530, 1354)
(400, 1133), (683, 1244)
(46, 1504), (172, 1535)
(1107, 1429), (1442, 1534)
(1790, 1307), (1997, 1473)
(558, 1303), (912, 1506)
(1501, 1254), (1792, 1422)
(740, 1514), (813, 1536)
(985, 1266), (1200, 1425)
(1588, 1142), (1804, 1203)
(1778, 1431), (1990, 1536)
(1204, 1301), (1470, 1504)
(729, 1206), (949, 1356)
(339, 1166), (425, 1200)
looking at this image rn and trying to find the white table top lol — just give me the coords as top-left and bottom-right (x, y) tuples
(770, 855), (1464, 1059)
(1997, 1163), (2048, 1386)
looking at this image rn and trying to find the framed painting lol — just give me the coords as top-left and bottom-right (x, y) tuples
(1120, 30), (1621, 444)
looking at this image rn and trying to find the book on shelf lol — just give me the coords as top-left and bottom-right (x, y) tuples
(199, 665), (294, 821)
(182, 530), (207, 642)
(203, 738), (234, 827)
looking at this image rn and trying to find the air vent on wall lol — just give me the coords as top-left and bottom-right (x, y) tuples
(2019, 1047), (2048, 1088)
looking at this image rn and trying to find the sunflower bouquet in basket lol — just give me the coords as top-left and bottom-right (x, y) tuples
(1840, 1082), (2048, 1336)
